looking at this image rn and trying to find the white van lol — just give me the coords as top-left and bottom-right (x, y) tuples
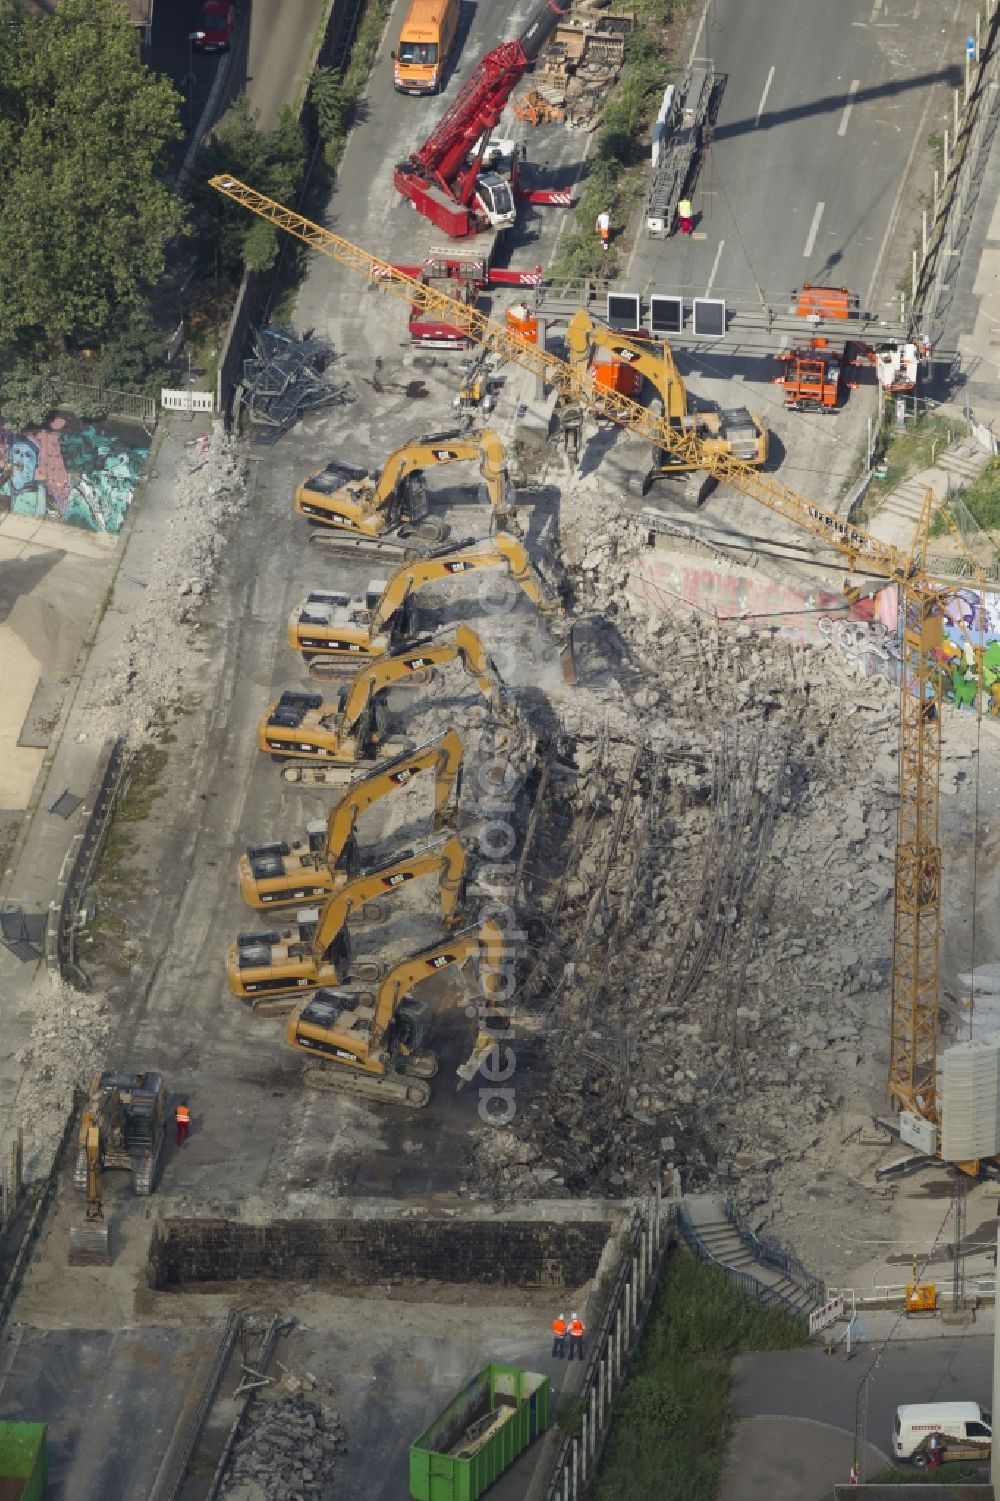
(893, 1401), (992, 1460)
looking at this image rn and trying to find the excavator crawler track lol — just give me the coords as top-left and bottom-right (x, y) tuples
(303, 1066), (432, 1107)
(308, 533), (426, 562)
(249, 995), (301, 1019)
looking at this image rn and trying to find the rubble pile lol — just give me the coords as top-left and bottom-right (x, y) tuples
(11, 974), (113, 1173)
(221, 1388), (345, 1501)
(468, 536), (900, 1229)
(86, 428), (249, 747)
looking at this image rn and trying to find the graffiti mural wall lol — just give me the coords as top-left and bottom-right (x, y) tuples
(0, 416), (149, 535)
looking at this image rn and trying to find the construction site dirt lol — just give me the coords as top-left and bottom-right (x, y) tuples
(2, 0), (999, 1495)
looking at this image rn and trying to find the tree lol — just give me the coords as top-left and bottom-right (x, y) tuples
(0, 0), (183, 349)
(193, 98), (306, 277)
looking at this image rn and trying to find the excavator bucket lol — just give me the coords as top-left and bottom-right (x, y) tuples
(68, 1216), (112, 1266)
(560, 625), (577, 686)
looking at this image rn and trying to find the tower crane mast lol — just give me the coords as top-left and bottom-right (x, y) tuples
(209, 174), (981, 1155)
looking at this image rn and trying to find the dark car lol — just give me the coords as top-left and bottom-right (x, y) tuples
(192, 0), (234, 51)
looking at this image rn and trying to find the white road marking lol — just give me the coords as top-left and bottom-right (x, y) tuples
(803, 201), (825, 259)
(688, 5), (707, 64)
(838, 80), (860, 136)
(705, 239), (725, 295)
(755, 66), (775, 127)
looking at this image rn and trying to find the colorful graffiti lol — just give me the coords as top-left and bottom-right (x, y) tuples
(0, 417), (148, 534)
(629, 553), (1000, 714)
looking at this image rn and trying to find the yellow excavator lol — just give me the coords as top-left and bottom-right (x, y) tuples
(239, 729), (465, 906)
(227, 831), (468, 1014)
(566, 309), (768, 475)
(294, 428), (517, 558)
(286, 532), (568, 668)
(257, 624), (514, 776)
(285, 917), (508, 1107)
(69, 1071), (168, 1265)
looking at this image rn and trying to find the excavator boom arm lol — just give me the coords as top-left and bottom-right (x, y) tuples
(371, 532), (555, 631)
(340, 626), (508, 726)
(323, 730), (465, 864)
(311, 833), (468, 962)
(371, 918), (505, 1050)
(208, 177), (910, 584)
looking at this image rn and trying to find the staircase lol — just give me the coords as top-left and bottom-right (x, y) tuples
(867, 439), (993, 557)
(677, 1193), (824, 1322)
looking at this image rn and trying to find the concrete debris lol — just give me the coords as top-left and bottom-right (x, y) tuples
(85, 427), (249, 748)
(220, 1389), (346, 1501)
(13, 973), (113, 1176)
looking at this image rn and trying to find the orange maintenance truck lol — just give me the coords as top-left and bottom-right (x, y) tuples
(392, 0), (459, 94)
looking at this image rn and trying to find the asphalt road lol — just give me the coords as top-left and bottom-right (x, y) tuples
(0, 1321), (221, 1500)
(722, 1336), (994, 1500)
(628, 0), (977, 318)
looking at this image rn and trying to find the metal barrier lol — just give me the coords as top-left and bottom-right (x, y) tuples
(59, 380), (158, 426)
(721, 1195), (825, 1308)
(48, 737), (132, 989)
(146, 1307), (246, 1501)
(542, 1191), (670, 1501)
(916, 0), (1000, 336)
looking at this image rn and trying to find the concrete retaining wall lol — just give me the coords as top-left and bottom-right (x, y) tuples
(148, 1215), (610, 1290)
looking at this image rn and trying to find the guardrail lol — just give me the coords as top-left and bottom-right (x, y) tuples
(146, 1308), (246, 1501)
(721, 1195), (825, 1309)
(674, 1206), (809, 1321)
(48, 737), (132, 989)
(541, 1192), (671, 1501)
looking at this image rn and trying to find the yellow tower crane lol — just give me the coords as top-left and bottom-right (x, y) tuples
(209, 175), (988, 1162)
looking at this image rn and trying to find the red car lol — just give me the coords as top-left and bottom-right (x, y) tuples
(193, 0), (234, 51)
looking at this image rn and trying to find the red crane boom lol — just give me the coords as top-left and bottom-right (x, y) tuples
(393, 0), (571, 237)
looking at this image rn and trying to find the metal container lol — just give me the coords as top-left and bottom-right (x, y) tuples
(0, 1422), (48, 1501)
(409, 1364), (549, 1501)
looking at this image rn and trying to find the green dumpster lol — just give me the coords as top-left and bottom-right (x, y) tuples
(0, 1422), (47, 1501)
(409, 1363), (549, 1501)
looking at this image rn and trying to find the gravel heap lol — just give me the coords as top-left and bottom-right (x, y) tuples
(87, 428), (249, 747)
(221, 1389), (346, 1501)
(12, 973), (113, 1175)
(466, 519), (900, 1271)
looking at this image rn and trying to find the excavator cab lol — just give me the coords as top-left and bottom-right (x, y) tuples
(391, 996), (429, 1056)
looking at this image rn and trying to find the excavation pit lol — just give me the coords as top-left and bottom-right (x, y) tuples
(147, 1208), (614, 1292)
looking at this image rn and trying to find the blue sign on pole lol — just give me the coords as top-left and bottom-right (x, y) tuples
(967, 35), (977, 60)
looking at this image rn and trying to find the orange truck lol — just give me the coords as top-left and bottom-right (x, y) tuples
(392, 0), (460, 94)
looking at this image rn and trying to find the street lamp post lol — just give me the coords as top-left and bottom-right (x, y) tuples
(185, 31), (205, 134)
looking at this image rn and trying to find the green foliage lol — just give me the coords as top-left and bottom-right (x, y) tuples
(0, 0), (183, 348)
(867, 411), (954, 500)
(311, 66), (353, 142)
(310, 0), (393, 174)
(871, 1464), (985, 1484)
(551, 3), (678, 278)
(193, 99), (307, 278)
(96, 306), (167, 396)
(592, 1254), (807, 1501)
(948, 458), (1000, 532)
(0, 355), (61, 428)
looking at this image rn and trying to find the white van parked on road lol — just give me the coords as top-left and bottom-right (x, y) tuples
(893, 1401), (992, 1460)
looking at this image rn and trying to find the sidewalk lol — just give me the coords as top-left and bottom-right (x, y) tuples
(0, 416), (215, 1174)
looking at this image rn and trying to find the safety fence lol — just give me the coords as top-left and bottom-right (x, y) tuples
(0, 1111), (77, 1338)
(58, 380), (158, 427)
(47, 736), (132, 990)
(916, 0), (1000, 337)
(541, 1192), (671, 1501)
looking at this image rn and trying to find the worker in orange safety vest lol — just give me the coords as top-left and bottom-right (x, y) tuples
(568, 1313), (586, 1360)
(551, 1314), (568, 1358)
(175, 1099), (192, 1148)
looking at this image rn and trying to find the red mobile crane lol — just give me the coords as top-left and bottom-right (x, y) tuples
(393, 0), (573, 239)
